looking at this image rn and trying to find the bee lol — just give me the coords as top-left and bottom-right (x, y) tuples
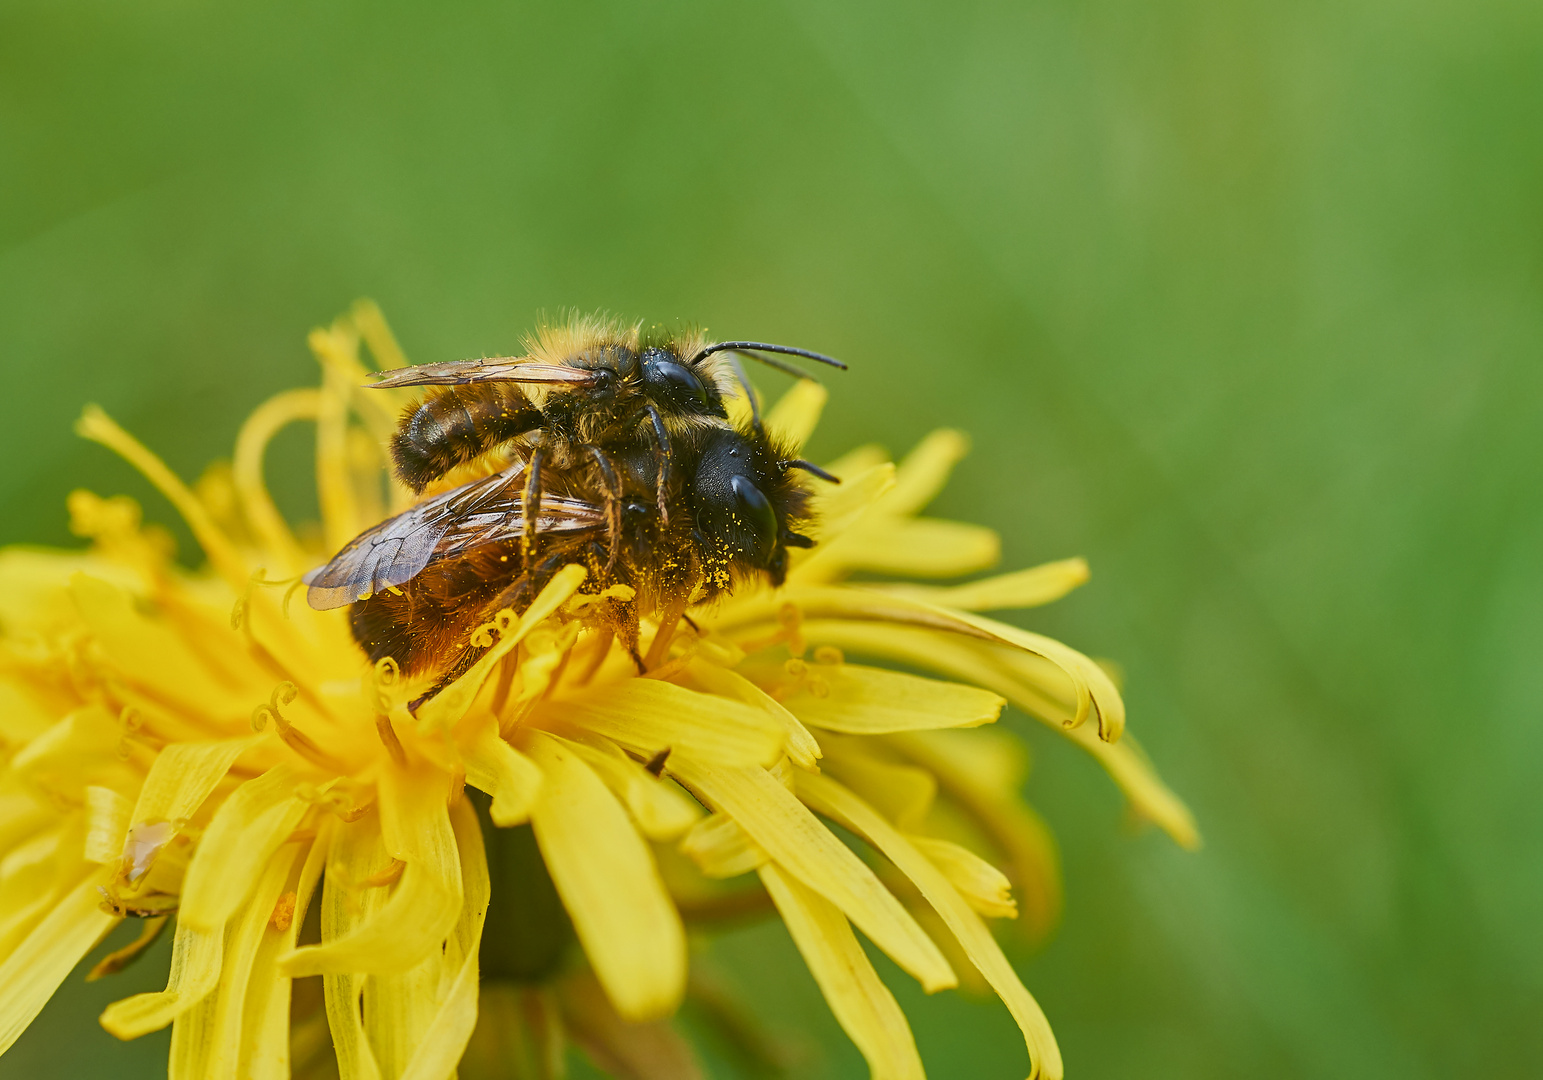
(304, 318), (841, 684)
(370, 316), (842, 554)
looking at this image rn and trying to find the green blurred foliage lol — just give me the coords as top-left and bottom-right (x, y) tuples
(2, 0), (1540, 1077)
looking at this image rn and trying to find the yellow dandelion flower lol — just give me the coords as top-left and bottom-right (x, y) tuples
(0, 303), (1198, 1080)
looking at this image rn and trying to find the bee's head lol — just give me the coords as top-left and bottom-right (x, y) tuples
(639, 346), (729, 418)
(689, 426), (819, 587)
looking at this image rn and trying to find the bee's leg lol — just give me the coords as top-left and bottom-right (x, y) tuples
(583, 444), (623, 572)
(407, 645), (482, 716)
(644, 403), (673, 526)
(520, 446), (546, 565)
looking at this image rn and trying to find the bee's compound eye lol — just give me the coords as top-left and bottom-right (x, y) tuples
(728, 475), (778, 560)
(644, 357), (710, 413)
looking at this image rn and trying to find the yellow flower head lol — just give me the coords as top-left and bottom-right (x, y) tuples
(0, 304), (1197, 1080)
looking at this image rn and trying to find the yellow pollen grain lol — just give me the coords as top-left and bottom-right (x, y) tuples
(271, 891), (297, 932)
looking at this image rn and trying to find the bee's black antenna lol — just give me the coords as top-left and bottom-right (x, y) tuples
(723, 353), (764, 432)
(784, 459), (841, 484)
(693, 341), (848, 377)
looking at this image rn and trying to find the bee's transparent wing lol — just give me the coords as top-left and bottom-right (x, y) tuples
(303, 464), (604, 610)
(370, 358), (602, 388)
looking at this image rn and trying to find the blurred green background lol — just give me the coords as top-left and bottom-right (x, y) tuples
(3, 0), (1541, 1077)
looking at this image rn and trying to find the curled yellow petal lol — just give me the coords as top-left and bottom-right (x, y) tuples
(282, 769), (461, 977)
(906, 835), (1017, 919)
(526, 730), (686, 1022)
(100, 920), (223, 1039)
(233, 388), (321, 575)
(758, 863), (925, 1080)
(75, 404), (250, 589)
(796, 771), (1062, 1080)
(668, 756), (955, 993)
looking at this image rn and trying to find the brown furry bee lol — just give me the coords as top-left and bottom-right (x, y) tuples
(304, 317), (841, 683)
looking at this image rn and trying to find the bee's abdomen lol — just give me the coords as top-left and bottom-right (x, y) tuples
(391, 384), (542, 491)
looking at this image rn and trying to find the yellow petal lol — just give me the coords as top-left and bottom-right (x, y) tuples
(75, 405), (250, 590)
(874, 559), (1090, 611)
(83, 786), (133, 864)
(399, 798), (492, 1080)
(805, 619), (1197, 849)
(687, 658), (821, 771)
(0, 785), (52, 863)
(179, 765), (309, 931)
(463, 716), (544, 826)
(667, 756), (955, 993)
(769, 662), (1004, 735)
(312, 324), (367, 552)
(415, 563), (588, 730)
(545, 678), (784, 768)
(734, 587), (1119, 742)
(796, 771), (1063, 1080)
(282, 767), (461, 977)
(905, 835), (1017, 919)
(526, 730), (686, 1022)
(758, 863), (925, 1080)
(554, 731), (703, 841)
(891, 727), (1028, 795)
(0, 828), (70, 958)
(175, 839), (303, 1079)
(820, 443), (890, 479)
(317, 817), (387, 1080)
(818, 740), (936, 828)
(100, 919), (224, 1038)
(0, 870), (117, 1054)
(0, 677), (58, 746)
(73, 571), (261, 727)
(10, 706), (141, 804)
(826, 518), (1001, 579)
(801, 463), (896, 546)
(886, 731), (1063, 942)
(765, 379), (828, 451)
(884, 429), (970, 516)
(239, 823), (330, 1080)
(232, 388), (321, 576)
(679, 813), (768, 879)
(361, 789), (481, 1073)
(123, 736), (264, 880)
